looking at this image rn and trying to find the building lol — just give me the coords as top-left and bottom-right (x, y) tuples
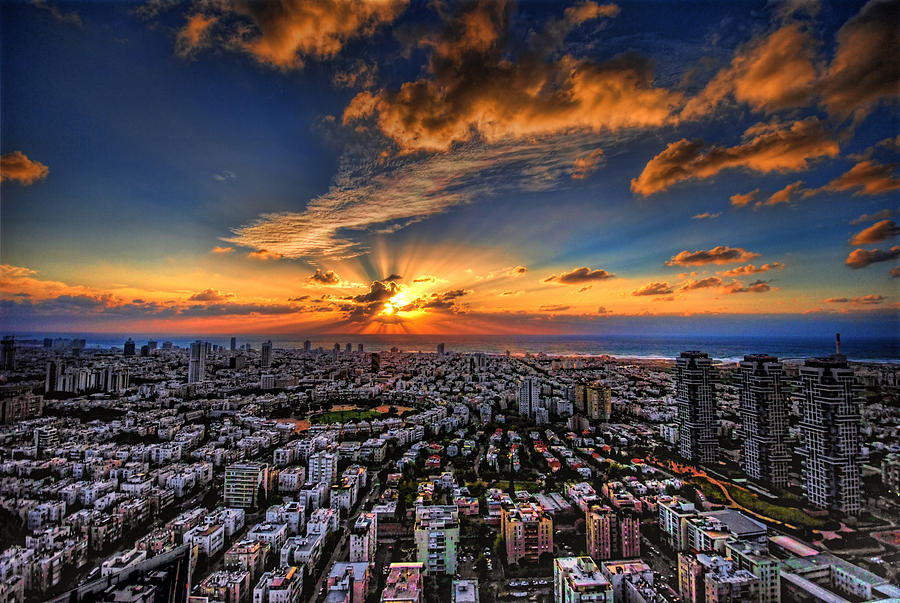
(196, 570), (252, 603)
(659, 497), (696, 551)
(586, 383), (612, 422)
(189, 340), (207, 384)
(501, 502), (553, 565)
(679, 552), (758, 603)
(381, 563), (423, 603)
(452, 579), (479, 603)
(231, 336), (237, 351)
(414, 505), (459, 574)
(327, 562), (370, 603)
(725, 540), (781, 603)
(796, 350), (863, 515)
(1, 336), (15, 370)
(308, 452), (338, 485)
(586, 506), (640, 561)
(253, 566), (302, 603)
(554, 556), (614, 603)
(518, 377), (541, 419)
(737, 355), (790, 488)
(600, 560), (654, 603)
(350, 512), (377, 563)
(437, 343), (445, 356)
(34, 425), (59, 457)
(675, 351), (719, 465)
(123, 338), (136, 356)
(224, 463), (267, 509)
(261, 341), (272, 369)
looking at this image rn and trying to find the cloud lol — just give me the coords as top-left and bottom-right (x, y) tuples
(825, 294), (885, 304)
(343, 2), (680, 153)
(506, 265), (528, 277)
(227, 133), (622, 258)
(332, 60), (378, 89)
(680, 277), (722, 291)
(845, 246), (900, 268)
(730, 189), (759, 207)
(758, 180), (805, 207)
(500, 290), (522, 296)
(418, 288), (471, 312)
(571, 149), (605, 179)
(579, 285), (592, 293)
(176, 13), (216, 57)
(247, 249), (284, 260)
(188, 288), (235, 302)
(850, 220), (900, 245)
(307, 269), (342, 285)
(352, 279), (399, 304)
(0, 265), (38, 279)
(631, 117), (838, 196)
(681, 23), (820, 119)
(692, 212), (721, 220)
(1, 151), (49, 185)
(721, 262), (785, 276)
(665, 246), (759, 266)
(539, 304), (571, 312)
(632, 282), (674, 296)
(383, 273), (403, 282)
(31, 0), (82, 26)
(211, 246), (234, 253)
(820, 0), (900, 120)
(597, 306), (611, 314)
(851, 209), (893, 224)
(722, 279), (773, 294)
(806, 160), (900, 197)
(543, 266), (615, 285)
(890, 266), (900, 278)
(234, 0), (408, 70)
(413, 275), (437, 283)
(213, 170), (236, 182)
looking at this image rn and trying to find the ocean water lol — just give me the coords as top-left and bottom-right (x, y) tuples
(15, 333), (900, 363)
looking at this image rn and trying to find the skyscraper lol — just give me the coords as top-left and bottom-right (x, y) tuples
(230, 337), (237, 352)
(345, 343), (352, 354)
(586, 382), (612, 421)
(796, 344), (863, 515)
(675, 351), (718, 465)
(3, 336), (19, 370)
(737, 355), (790, 488)
(261, 340), (272, 369)
(123, 338), (136, 356)
(189, 340), (206, 384)
(303, 340), (311, 353)
(357, 343), (364, 353)
(517, 377), (540, 419)
(437, 343), (445, 356)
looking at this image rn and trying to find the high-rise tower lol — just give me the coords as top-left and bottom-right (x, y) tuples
(675, 351), (718, 465)
(796, 340), (863, 515)
(737, 355), (790, 488)
(261, 340), (272, 369)
(188, 340), (206, 384)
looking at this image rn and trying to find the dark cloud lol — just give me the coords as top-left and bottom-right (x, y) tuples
(850, 209), (894, 225)
(307, 269), (342, 285)
(383, 273), (403, 282)
(544, 266), (615, 284)
(850, 220), (900, 245)
(188, 288), (235, 302)
(722, 279), (773, 294)
(680, 277), (723, 291)
(845, 246), (900, 268)
(721, 262), (785, 276)
(665, 246), (759, 266)
(632, 282), (674, 296)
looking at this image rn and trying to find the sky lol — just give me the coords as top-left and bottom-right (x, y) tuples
(1, 0), (898, 337)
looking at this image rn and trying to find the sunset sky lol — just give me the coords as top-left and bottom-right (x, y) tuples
(1, 0), (898, 336)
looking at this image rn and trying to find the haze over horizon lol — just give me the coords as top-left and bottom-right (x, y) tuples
(2, 0), (898, 337)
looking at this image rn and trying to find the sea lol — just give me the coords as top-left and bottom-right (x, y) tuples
(13, 333), (900, 363)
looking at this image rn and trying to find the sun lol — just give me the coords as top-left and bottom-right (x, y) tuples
(380, 291), (410, 316)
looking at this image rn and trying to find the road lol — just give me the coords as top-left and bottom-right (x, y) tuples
(310, 481), (379, 602)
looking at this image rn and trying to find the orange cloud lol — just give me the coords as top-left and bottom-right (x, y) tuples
(632, 282), (674, 296)
(850, 220), (900, 245)
(176, 13), (216, 57)
(211, 246), (234, 253)
(722, 279), (772, 294)
(1, 151), (49, 185)
(248, 249), (284, 260)
(571, 149), (604, 179)
(851, 209), (893, 224)
(808, 160), (900, 197)
(665, 246), (759, 266)
(539, 304), (571, 312)
(845, 246), (900, 269)
(631, 117), (838, 196)
(758, 180), (805, 207)
(729, 189), (759, 208)
(506, 265), (528, 277)
(680, 277), (722, 291)
(544, 266), (615, 285)
(681, 23), (820, 119)
(820, 0), (900, 120)
(238, 0), (408, 70)
(722, 262), (784, 276)
(188, 288), (235, 302)
(692, 212), (721, 220)
(343, 2), (680, 153)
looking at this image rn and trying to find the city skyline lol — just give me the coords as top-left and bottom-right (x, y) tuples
(2, 0), (899, 336)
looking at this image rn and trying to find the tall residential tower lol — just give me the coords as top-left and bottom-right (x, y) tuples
(737, 355), (790, 488)
(675, 351), (718, 465)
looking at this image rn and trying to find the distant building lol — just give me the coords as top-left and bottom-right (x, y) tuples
(586, 383), (611, 421)
(737, 355), (790, 488)
(586, 505), (640, 561)
(123, 338), (136, 356)
(261, 341), (272, 369)
(518, 377), (541, 419)
(1, 336), (16, 370)
(501, 502), (553, 565)
(554, 556), (613, 603)
(224, 463), (267, 509)
(437, 343), (445, 356)
(189, 340), (206, 384)
(675, 351), (718, 465)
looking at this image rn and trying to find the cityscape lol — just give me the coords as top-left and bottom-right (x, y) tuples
(0, 335), (898, 602)
(1, 0), (899, 602)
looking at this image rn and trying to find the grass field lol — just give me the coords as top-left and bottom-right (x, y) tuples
(724, 483), (828, 529)
(310, 409), (382, 424)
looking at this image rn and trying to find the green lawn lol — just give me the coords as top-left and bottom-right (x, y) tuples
(724, 483), (827, 529)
